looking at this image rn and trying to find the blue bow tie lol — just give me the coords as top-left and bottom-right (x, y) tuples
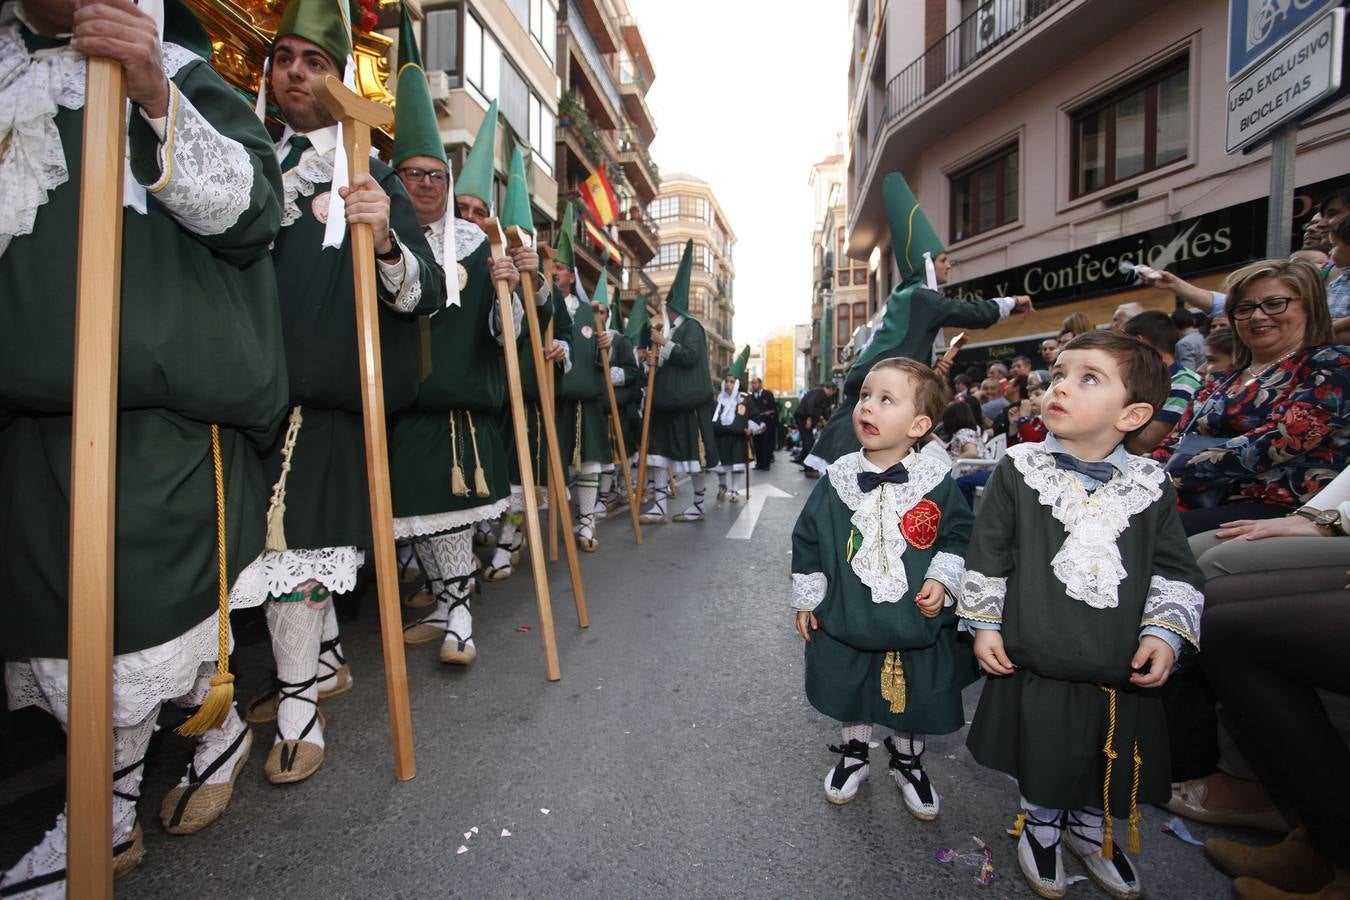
(1054, 453), (1118, 484)
(857, 461), (909, 493)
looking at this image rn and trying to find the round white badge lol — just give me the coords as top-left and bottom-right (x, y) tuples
(581, 325), (593, 339)
(311, 191), (330, 224)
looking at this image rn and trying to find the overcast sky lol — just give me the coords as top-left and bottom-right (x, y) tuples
(628, 0), (850, 348)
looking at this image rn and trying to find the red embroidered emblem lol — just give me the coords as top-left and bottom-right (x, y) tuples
(901, 498), (941, 550)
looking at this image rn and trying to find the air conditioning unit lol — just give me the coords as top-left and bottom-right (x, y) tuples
(426, 70), (450, 102)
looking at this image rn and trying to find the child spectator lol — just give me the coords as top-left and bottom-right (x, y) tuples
(792, 358), (976, 821)
(957, 331), (1204, 899)
(942, 401), (987, 462)
(1011, 381), (1049, 445)
(1201, 327), (1235, 380)
(1123, 310), (1202, 454)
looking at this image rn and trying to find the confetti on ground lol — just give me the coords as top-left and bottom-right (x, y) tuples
(501, 829), (512, 837)
(540, 808), (550, 815)
(1066, 876), (1088, 885)
(516, 624), (532, 632)
(1007, 813), (1027, 838)
(1163, 816), (1206, 847)
(937, 839), (995, 886)
(463, 831), (472, 840)
(456, 846), (468, 855)
(471, 827), (479, 834)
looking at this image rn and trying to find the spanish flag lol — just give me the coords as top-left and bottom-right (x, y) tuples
(585, 220), (623, 265)
(582, 166), (619, 227)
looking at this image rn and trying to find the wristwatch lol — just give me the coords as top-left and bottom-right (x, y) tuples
(376, 233), (402, 262)
(1293, 506), (1345, 535)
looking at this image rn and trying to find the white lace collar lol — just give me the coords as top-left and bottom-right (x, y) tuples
(0, 10), (196, 257)
(278, 131), (335, 229)
(1006, 442), (1166, 609)
(827, 449), (950, 604)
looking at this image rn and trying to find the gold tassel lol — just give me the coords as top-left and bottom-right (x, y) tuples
(264, 406), (303, 552)
(572, 403), (582, 470)
(1128, 740), (1143, 854)
(178, 425), (235, 736)
(466, 411), (489, 497)
(1099, 685), (1120, 858)
(449, 412), (467, 496)
(880, 651), (907, 713)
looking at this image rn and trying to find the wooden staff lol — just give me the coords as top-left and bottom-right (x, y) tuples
(600, 343), (642, 543)
(505, 227), (588, 627)
(67, 55), (126, 900)
(484, 218), (562, 680)
(633, 322), (663, 521)
(313, 76), (415, 777)
(538, 248), (559, 562)
(745, 432), (753, 501)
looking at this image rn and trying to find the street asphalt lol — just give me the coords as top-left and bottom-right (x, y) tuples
(0, 453), (1281, 898)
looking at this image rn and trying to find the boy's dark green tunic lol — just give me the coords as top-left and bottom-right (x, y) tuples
(389, 218), (510, 529)
(648, 314), (718, 467)
(266, 127), (443, 552)
(0, 35), (288, 658)
(957, 444), (1204, 814)
(791, 452), (977, 735)
(554, 294), (611, 465)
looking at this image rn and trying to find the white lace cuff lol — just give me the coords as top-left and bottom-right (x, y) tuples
(925, 551), (966, 607)
(1140, 574), (1203, 649)
(227, 546), (365, 608)
(144, 80), (252, 236)
(659, 340), (674, 364)
(792, 572), (827, 611)
(610, 366), (626, 386)
(957, 570), (1006, 624)
(557, 340), (573, 374)
(381, 239), (423, 312)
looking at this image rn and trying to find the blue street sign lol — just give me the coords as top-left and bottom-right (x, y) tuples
(1228, 0), (1342, 79)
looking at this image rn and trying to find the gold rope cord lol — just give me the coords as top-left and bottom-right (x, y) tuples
(178, 425), (234, 735)
(573, 403), (582, 470)
(466, 410), (489, 497)
(1097, 685), (1142, 856)
(880, 651), (907, 714)
(448, 411), (467, 496)
(263, 405), (303, 552)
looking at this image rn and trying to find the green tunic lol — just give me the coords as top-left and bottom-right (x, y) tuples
(608, 331), (642, 454)
(266, 134), (444, 550)
(389, 219), (509, 529)
(648, 315), (715, 465)
(959, 448), (1205, 812)
(0, 34), (288, 657)
(791, 453), (977, 735)
(505, 293), (563, 485)
(711, 391), (754, 469)
(554, 294), (610, 466)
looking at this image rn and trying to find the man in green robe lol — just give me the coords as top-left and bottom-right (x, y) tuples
(805, 173), (1032, 472)
(0, 0), (288, 888)
(231, 0), (444, 787)
(592, 294), (642, 518)
(640, 240), (719, 524)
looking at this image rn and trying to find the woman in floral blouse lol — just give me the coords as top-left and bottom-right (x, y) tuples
(1154, 258), (1350, 536)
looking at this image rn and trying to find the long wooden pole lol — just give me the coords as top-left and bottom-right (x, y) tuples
(633, 324), (663, 522)
(506, 227), (588, 627)
(486, 220), (563, 677)
(600, 345), (642, 543)
(67, 56), (126, 900)
(745, 433), (752, 501)
(543, 328), (558, 562)
(313, 77), (415, 778)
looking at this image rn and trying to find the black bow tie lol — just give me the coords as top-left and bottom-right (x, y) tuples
(1054, 453), (1118, 484)
(857, 461), (909, 493)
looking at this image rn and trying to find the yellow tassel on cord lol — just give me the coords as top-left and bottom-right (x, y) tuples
(1099, 685), (1120, 858)
(467, 412), (489, 497)
(572, 404), (582, 470)
(1128, 740), (1144, 854)
(179, 425), (235, 736)
(264, 407), (303, 552)
(449, 413), (468, 496)
(880, 651), (907, 713)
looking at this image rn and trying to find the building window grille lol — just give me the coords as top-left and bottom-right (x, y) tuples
(1071, 56), (1188, 198)
(950, 143), (1018, 241)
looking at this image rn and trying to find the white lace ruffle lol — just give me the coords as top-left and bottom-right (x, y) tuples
(792, 572), (827, 611)
(1007, 443), (1165, 610)
(1141, 574), (1204, 649)
(393, 496), (510, 540)
(7, 609), (225, 727)
(280, 146), (334, 227)
(386, 241), (423, 312)
(227, 546), (365, 607)
(145, 79), (252, 235)
(956, 570), (1007, 625)
(925, 550), (966, 604)
(826, 451), (950, 605)
(456, 217), (485, 258)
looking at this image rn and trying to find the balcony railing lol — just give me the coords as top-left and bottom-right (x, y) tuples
(883, 0), (1062, 125)
(567, 0), (622, 114)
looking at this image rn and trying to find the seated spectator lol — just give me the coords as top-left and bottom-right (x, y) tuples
(978, 377), (1009, 423)
(1009, 355), (1033, 378)
(1291, 247), (1329, 269)
(1184, 466), (1350, 897)
(1202, 327), (1236, 379)
(1060, 311), (1093, 341)
(1039, 336), (1059, 366)
(988, 361), (1010, 389)
(1153, 258), (1350, 536)
(942, 401), (987, 461)
(1328, 213), (1350, 343)
(1005, 379), (1048, 446)
(991, 374), (1028, 441)
(1124, 310), (1203, 453)
(952, 372), (973, 399)
(1173, 307), (1207, 372)
(1111, 301), (1144, 331)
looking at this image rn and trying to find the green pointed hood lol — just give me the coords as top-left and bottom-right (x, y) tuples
(607, 279), (624, 332)
(274, 0), (352, 70)
(391, 8), (444, 168)
(665, 239), (694, 319)
(591, 271), (609, 313)
(624, 293), (651, 344)
(502, 147), (533, 233)
(554, 202), (576, 270)
(727, 345), (750, 382)
(457, 99), (498, 207)
(882, 172), (945, 286)
(397, 2), (422, 69)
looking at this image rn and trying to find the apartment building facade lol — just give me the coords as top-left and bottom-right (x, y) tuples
(645, 174), (738, 379)
(808, 152), (871, 383)
(845, 0), (1350, 369)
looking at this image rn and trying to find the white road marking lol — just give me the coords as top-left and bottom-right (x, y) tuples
(726, 484), (792, 541)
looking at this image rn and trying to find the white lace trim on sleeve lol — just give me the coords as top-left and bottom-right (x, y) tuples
(384, 241), (423, 312)
(792, 572), (827, 611)
(926, 550), (966, 604)
(1141, 574), (1204, 649)
(957, 570), (1007, 624)
(144, 80), (253, 236)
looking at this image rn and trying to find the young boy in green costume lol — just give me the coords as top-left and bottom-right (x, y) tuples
(957, 330), (1204, 900)
(791, 358), (976, 821)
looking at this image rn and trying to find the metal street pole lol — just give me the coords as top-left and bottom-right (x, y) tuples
(1265, 122), (1297, 258)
